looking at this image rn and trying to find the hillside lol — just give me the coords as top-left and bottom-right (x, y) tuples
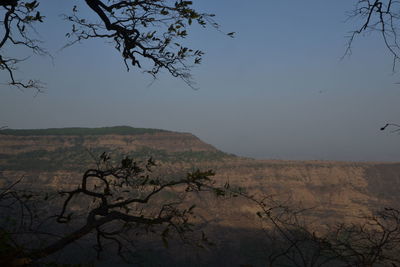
(0, 126), (232, 172)
(1, 126), (399, 225)
(2, 126), (400, 265)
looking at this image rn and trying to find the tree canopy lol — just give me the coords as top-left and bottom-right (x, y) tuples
(0, 0), (233, 90)
(0, 154), (224, 265)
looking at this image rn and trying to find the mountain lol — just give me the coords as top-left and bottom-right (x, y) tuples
(0, 126), (229, 172)
(2, 126), (400, 265)
(1, 126), (399, 225)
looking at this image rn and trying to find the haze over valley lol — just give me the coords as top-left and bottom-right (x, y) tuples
(2, 0), (400, 266)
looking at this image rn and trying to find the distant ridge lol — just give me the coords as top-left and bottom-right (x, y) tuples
(0, 126), (170, 136)
(0, 126), (231, 171)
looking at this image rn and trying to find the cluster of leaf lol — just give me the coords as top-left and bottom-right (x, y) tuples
(1, 0), (233, 90)
(22, 1), (43, 22)
(62, 0), (232, 87)
(0, 152), (228, 265)
(47, 154), (220, 261)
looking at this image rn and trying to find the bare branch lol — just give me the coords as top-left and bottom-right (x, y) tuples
(345, 0), (400, 72)
(0, 153), (220, 264)
(0, 0), (48, 91)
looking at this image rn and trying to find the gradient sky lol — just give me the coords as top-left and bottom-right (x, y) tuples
(1, 0), (400, 162)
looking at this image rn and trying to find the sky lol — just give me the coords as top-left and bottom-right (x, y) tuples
(1, 0), (400, 162)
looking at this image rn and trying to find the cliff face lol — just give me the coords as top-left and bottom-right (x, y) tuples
(0, 126), (399, 226)
(209, 160), (400, 225)
(0, 131), (217, 154)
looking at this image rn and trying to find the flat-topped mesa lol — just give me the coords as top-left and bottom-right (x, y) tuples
(0, 126), (169, 136)
(0, 126), (219, 154)
(0, 127), (233, 173)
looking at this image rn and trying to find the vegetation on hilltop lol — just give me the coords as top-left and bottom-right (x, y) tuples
(0, 126), (169, 136)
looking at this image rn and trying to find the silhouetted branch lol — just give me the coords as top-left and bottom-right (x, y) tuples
(0, 0), (47, 91)
(345, 1), (400, 71)
(63, 0), (221, 88)
(380, 122), (400, 133)
(248, 192), (400, 266)
(1, 154), (218, 264)
(1, 1), (229, 90)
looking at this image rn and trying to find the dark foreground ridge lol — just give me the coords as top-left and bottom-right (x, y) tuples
(0, 126), (170, 136)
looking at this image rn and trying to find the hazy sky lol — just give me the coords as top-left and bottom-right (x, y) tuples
(1, 0), (400, 162)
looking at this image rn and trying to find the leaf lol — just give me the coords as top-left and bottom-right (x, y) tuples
(160, 9), (169, 15)
(25, 1), (38, 11)
(34, 11), (44, 22)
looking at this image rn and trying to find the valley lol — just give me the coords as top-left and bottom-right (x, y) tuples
(1, 126), (400, 265)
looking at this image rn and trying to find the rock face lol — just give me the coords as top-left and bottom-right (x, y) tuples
(209, 159), (400, 225)
(0, 126), (399, 226)
(0, 126), (217, 154)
